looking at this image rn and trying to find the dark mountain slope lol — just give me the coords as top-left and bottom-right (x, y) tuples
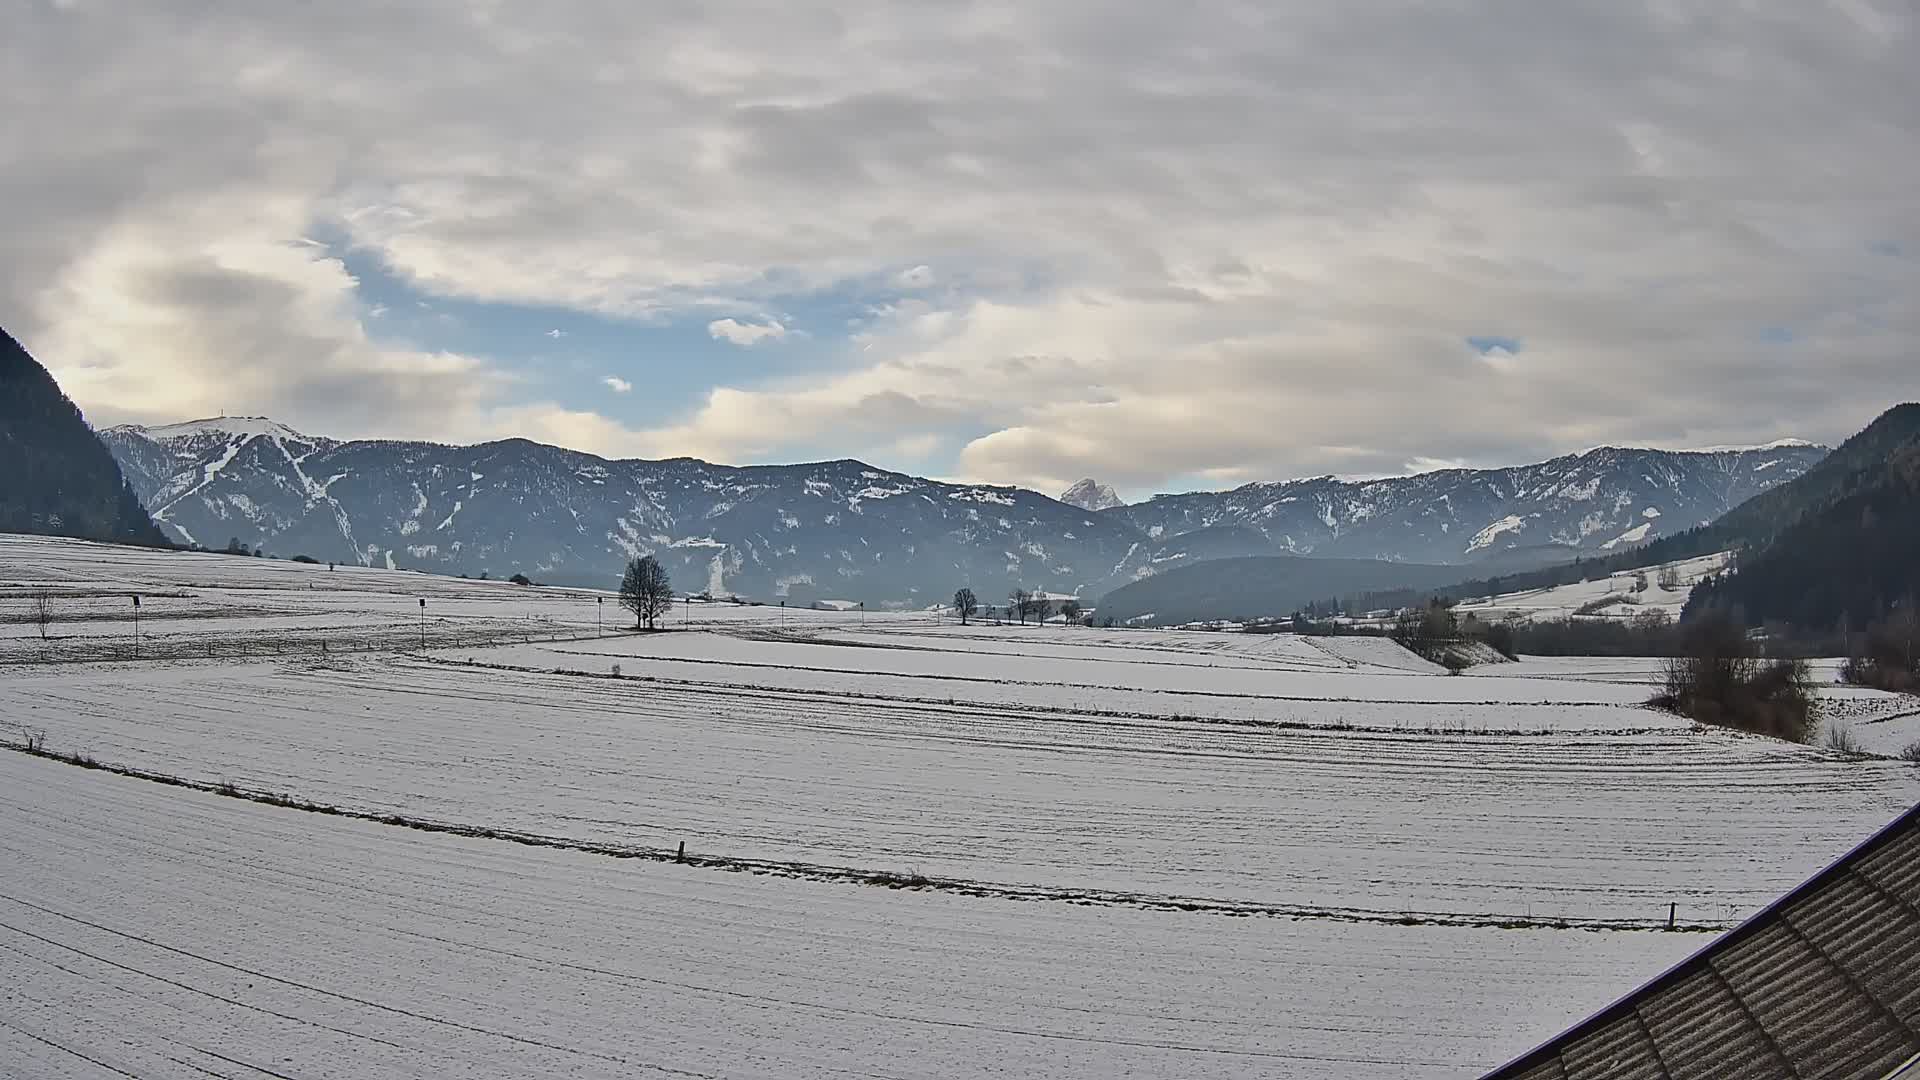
(0, 328), (167, 546)
(1685, 437), (1920, 630)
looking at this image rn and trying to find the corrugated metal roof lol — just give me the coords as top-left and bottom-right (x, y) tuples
(1484, 803), (1920, 1080)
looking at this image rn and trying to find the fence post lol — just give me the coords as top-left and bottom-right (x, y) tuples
(1668, 902), (1676, 930)
(676, 841), (686, 864)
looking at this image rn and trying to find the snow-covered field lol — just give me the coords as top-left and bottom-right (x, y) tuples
(0, 750), (1701, 1079)
(3, 533), (1918, 1078)
(0, 533), (888, 661)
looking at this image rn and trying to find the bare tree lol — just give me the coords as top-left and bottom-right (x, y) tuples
(31, 590), (52, 641)
(620, 555), (674, 630)
(953, 587), (978, 625)
(1059, 598), (1083, 625)
(1657, 566), (1682, 592)
(1027, 594), (1052, 624)
(1008, 588), (1030, 626)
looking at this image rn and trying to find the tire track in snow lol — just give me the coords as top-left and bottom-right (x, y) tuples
(0, 1015), (149, 1079)
(0, 894), (721, 1078)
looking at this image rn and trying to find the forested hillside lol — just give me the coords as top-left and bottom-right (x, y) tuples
(1686, 440), (1920, 631)
(0, 328), (167, 546)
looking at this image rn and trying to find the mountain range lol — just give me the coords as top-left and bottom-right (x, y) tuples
(1106, 442), (1826, 566)
(98, 415), (1828, 603)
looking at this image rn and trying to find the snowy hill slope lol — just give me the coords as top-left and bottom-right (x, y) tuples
(1451, 551), (1733, 624)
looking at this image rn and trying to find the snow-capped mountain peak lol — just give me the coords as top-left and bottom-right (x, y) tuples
(1059, 478), (1124, 512)
(115, 416), (315, 445)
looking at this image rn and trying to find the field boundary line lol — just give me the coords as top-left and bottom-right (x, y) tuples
(1, 738), (1728, 934)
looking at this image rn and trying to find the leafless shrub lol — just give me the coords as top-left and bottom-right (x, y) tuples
(31, 590), (52, 640)
(1823, 723), (1863, 755)
(1840, 609), (1920, 693)
(1653, 611), (1815, 742)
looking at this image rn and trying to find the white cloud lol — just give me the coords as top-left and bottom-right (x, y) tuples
(603, 375), (633, 394)
(3, 2), (1914, 490)
(707, 318), (789, 347)
(891, 432), (942, 459)
(547, 328), (566, 339)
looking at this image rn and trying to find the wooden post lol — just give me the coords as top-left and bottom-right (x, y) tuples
(1668, 902), (1676, 930)
(676, 840), (686, 864)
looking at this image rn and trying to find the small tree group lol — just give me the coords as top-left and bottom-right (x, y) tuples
(1841, 607), (1919, 693)
(620, 555), (674, 630)
(1007, 589), (1053, 625)
(1390, 598), (1459, 662)
(1653, 611), (1814, 742)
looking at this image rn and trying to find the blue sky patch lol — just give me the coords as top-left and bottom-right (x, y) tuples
(1466, 335), (1521, 355)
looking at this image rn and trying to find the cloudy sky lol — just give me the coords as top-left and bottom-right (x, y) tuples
(5, 1), (1916, 498)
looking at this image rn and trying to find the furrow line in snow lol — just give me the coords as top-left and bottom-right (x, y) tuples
(478, 649), (1645, 709)
(424, 653), (1675, 737)
(0, 741), (1730, 934)
(0, 898), (719, 1078)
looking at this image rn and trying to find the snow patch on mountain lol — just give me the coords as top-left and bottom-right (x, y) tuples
(1602, 523), (1653, 549)
(1468, 515), (1527, 553)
